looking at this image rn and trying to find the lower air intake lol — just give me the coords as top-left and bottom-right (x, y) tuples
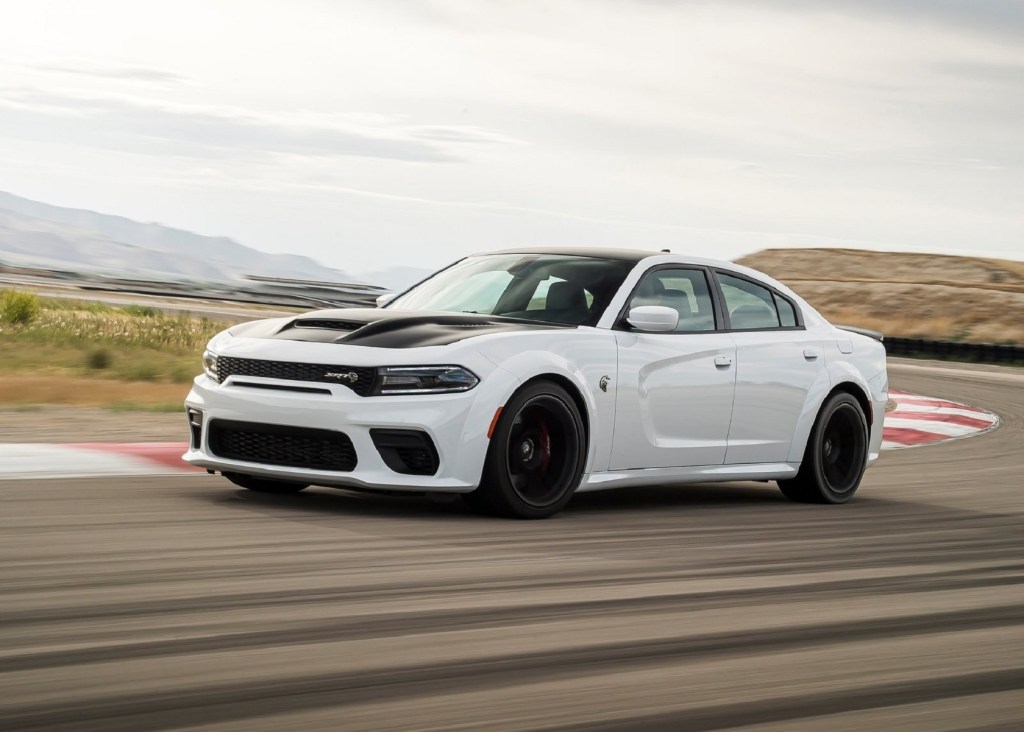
(370, 429), (440, 476)
(208, 420), (357, 472)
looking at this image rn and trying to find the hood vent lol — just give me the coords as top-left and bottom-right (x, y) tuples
(292, 319), (363, 331)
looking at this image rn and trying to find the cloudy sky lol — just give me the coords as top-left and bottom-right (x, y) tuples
(1, 0), (1021, 275)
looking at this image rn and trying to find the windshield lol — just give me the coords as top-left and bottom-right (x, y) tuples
(388, 254), (636, 326)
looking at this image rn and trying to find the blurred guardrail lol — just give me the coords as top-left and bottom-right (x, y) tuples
(885, 337), (1024, 366)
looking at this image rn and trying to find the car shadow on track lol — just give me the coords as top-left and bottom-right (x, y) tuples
(199, 480), (817, 524)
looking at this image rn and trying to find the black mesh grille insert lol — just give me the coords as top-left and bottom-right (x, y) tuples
(208, 420), (357, 472)
(216, 357), (376, 396)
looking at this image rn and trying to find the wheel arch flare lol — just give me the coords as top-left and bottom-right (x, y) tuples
(480, 346), (608, 477)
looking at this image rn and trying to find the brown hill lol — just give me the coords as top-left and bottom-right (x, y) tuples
(736, 248), (1024, 344)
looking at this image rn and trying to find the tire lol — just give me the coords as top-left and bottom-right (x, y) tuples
(778, 392), (869, 504)
(464, 381), (586, 519)
(224, 472), (309, 494)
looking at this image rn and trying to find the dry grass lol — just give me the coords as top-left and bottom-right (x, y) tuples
(0, 295), (222, 407)
(738, 249), (1024, 344)
(0, 296), (224, 391)
(2, 305), (222, 350)
(738, 248), (1024, 290)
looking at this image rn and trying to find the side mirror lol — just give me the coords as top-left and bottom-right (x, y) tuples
(626, 305), (678, 332)
(375, 293), (397, 308)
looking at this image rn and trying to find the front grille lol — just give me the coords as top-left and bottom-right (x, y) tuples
(216, 357), (376, 396)
(208, 420), (357, 472)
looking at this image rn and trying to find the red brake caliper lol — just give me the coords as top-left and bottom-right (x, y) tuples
(538, 420), (552, 475)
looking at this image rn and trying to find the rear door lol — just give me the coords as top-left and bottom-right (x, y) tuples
(609, 267), (736, 469)
(714, 271), (826, 464)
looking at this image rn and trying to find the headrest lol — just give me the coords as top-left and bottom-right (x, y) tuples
(548, 280), (587, 311)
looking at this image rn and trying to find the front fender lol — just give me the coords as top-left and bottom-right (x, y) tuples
(479, 341), (617, 475)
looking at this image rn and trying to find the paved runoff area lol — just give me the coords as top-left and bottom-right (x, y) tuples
(0, 360), (1022, 731)
(0, 389), (1002, 480)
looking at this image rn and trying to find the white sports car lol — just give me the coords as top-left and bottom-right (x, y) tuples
(184, 248), (888, 518)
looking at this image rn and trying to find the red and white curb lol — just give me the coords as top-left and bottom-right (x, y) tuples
(882, 390), (1000, 450)
(0, 392), (1000, 479)
(0, 443), (204, 480)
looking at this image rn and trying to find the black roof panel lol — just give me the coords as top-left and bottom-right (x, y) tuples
(479, 246), (663, 263)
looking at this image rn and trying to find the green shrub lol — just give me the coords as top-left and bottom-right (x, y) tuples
(121, 304), (161, 317)
(86, 348), (112, 370)
(123, 362), (162, 382)
(1, 289), (41, 325)
(170, 363), (195, 384)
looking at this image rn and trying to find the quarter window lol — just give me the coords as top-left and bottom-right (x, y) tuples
(775, 293), (797, 327)
(626, 268), (716, 332)
(718, 273), (787, 329)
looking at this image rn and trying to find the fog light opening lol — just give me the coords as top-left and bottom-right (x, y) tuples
(186, 409), (204, 449)
(370, 429), (440, 476)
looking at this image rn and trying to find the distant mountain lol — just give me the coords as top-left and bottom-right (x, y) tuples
(0, 191), (361, 283)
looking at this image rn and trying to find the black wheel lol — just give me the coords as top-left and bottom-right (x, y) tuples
(224, 473), (309, 494)
(464, 381), (586, 519)
(779, 392), (868, 504)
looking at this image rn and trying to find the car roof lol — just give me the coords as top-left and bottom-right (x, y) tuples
(480, 246), (736, 269)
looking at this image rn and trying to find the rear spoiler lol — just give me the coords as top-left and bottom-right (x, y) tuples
(836, 325), (884, 342)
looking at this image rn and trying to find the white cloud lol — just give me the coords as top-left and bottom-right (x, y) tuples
(0, 0), (1020, 272)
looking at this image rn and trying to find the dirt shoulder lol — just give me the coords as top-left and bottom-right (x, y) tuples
(0, 375), (189, 443)
(1, 406), (187, 443)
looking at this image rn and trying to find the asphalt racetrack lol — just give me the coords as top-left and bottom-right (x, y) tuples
(2, 360), (1022, 731)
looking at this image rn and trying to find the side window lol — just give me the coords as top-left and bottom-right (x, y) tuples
(627, 268), (715, 332)
(718, 273), (789, 329)
(774, 293), (798, 327)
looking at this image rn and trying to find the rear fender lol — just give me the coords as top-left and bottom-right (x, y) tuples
(786, 364), (836, 464)
(787, 357), (883, 465)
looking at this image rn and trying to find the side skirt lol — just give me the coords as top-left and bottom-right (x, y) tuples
(579, 462), (800, 492)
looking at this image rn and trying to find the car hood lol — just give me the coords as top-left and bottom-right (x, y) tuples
(228, 308), (573, 349)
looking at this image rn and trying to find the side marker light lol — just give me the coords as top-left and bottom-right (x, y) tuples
(487, 407), (504, 439)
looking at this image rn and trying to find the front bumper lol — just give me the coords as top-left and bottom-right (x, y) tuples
(183, 370), (516, 492)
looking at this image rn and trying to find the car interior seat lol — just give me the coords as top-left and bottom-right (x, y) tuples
(729, 303), (779, 329)
(631, 277), (666, 308)
(659, 289), (693, 329)
(547, 280), (589, 320)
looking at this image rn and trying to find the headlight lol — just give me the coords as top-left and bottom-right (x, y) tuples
(203, 350), (219, 382)
(372, 366), (479, 395)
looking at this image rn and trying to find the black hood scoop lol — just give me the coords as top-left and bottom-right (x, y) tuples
(231, 308), (571, 349)
(291, 318), (363, 331)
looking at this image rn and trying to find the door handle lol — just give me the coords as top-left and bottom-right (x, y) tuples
(803, 348), (820, 361)
(714, 355), (733, 368)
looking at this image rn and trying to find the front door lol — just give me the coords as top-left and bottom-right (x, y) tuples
(609, 267), (737, 469)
